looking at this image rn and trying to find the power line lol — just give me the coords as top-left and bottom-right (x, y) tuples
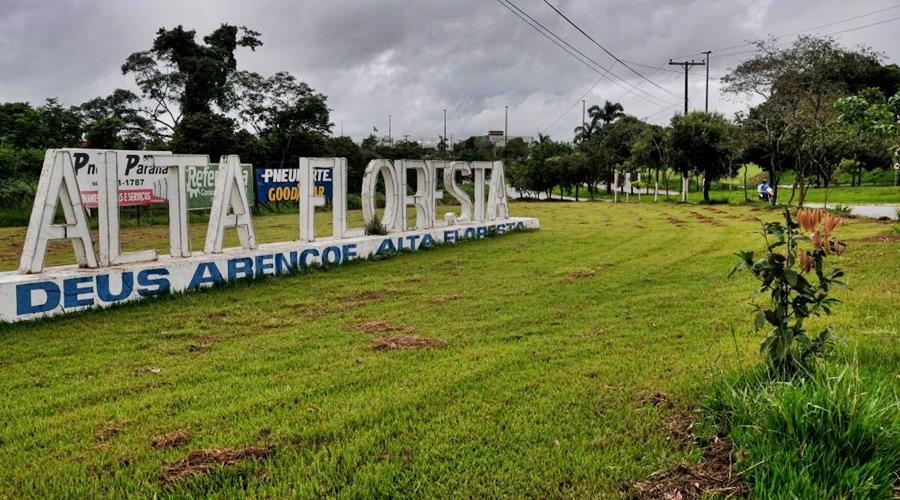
(713, 13), (900, 61)
(541, 68), (616, 135)
(822, 12), (900, 36)
(673, 3), (900, 59)
(641, 104), (681, 122)
(541, 0), (683, 100)
(495, 0), (678, 108)
(622, 60), (681, 74)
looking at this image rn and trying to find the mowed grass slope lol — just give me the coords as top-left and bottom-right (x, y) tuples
(0, 202), (897, 497)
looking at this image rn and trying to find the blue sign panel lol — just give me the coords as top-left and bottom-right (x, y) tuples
(255, 168), (333, 204)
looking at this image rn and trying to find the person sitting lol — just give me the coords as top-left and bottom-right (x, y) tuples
(757, 181), (770, 201)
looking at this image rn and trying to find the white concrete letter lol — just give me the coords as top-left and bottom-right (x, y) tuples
(443, 161), (473, 222)
(362, 159), (401, 232)
(18, 150), (98, 273)
(399, 160), (432, 230)
(97, 152), (158, 266)
(152, 154), (209, 257)
(486, 161), (510, 221)
(204, 155), (257, 253)
(471, 161), (492, 222)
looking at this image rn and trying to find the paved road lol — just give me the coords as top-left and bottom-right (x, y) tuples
(507, 187), (899, 221)
(805, 203), (899, 221)
(507, 185), (680, 201)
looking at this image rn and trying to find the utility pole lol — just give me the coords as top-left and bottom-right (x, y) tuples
(443, 109), (447, 153)
(701, 50), (712, 113)
(388, 114), (392, 147)
(582, 99), (586, 126)
(340, 120), (344, 137)
(504, 105), (509, 146)
(668, 59), (705, 115)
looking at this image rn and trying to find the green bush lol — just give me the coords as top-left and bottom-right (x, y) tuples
(701, 365), (900, 499)
(346, 193), (362, 210)
(827, 204), (853, 216)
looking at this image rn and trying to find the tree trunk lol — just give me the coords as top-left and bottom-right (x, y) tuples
(767, 165), (777, 204)
(797, 171), (807, 207)
(703, 174), (711, 202)
(743, 165), (749, 202)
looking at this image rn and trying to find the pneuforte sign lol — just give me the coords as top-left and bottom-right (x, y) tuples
(256, 167), (333, 204)
(0, 151), (538, 322)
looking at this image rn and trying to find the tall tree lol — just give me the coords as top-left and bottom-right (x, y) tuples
(76, 89), (157, 149)
(122, 24), (262, 135)
(723, 35), (898, 204)
(591, 115), (646, 194)
(589, 100), (625, 128)
(231, 70), (331, 167)
(631, 124), (668, 195)
(669, 112), (739, 202)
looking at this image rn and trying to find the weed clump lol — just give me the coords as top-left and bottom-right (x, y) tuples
(364, 214), (389, 235)
(701, 366), (900, 499)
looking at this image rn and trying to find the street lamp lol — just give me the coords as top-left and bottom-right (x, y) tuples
(504, 105), (509, 147)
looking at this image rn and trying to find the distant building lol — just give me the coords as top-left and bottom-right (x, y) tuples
(486, 131), (534, 146)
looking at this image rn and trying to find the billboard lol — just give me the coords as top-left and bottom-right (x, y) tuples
(64, 149), (251, 210)
(66, 149), (172, 207)
(255, 167), (333, 204)
(186, 163), (253, 210)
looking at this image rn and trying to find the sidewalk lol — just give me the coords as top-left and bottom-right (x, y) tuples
(804, 203), (899, 221)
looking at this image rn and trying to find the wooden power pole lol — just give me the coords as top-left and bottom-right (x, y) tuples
(668, 59), (705, 115)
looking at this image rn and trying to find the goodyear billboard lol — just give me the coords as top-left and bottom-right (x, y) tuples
(255, 168), (332, 204)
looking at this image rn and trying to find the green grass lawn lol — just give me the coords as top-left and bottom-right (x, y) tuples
(0, 202), (897, 497)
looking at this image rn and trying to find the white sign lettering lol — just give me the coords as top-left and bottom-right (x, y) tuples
(1, 151), (537, 323)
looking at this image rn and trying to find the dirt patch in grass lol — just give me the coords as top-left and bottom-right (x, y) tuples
(632, 391), (674, 408)
(665, 216), (685, 227)
(95, 424), (121, 441)
(688, 211), (724, 227)
(347, 292), (391, 307)
(162, 446), (270, 483)
(347, 320), (417, 333)
(858, 233), (900, 244)
(308, 292), (396, 319)
(132, 367), (162, 376)
(151, 428), (191, 449)
(194, 336), (221, 345)
(702, 207), (741, 220)
(565, 269), (596, 282)
(627, 439), (743, 499)
(624, 412), (745, 499)
(370, 336), (448, 351)
(205, 310), (229, 322)
(433, 293), (463, 304)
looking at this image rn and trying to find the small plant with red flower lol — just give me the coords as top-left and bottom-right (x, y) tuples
(731, 207), (847, 376)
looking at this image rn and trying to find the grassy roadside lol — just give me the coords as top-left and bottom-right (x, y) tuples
(0, 202), (897, 497)
(553, 184), (899, 205)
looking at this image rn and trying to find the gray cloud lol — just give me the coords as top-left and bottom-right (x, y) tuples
(1, 0), (899, 144)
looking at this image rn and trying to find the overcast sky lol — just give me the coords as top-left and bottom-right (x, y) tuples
(2, 0), (900, 144)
